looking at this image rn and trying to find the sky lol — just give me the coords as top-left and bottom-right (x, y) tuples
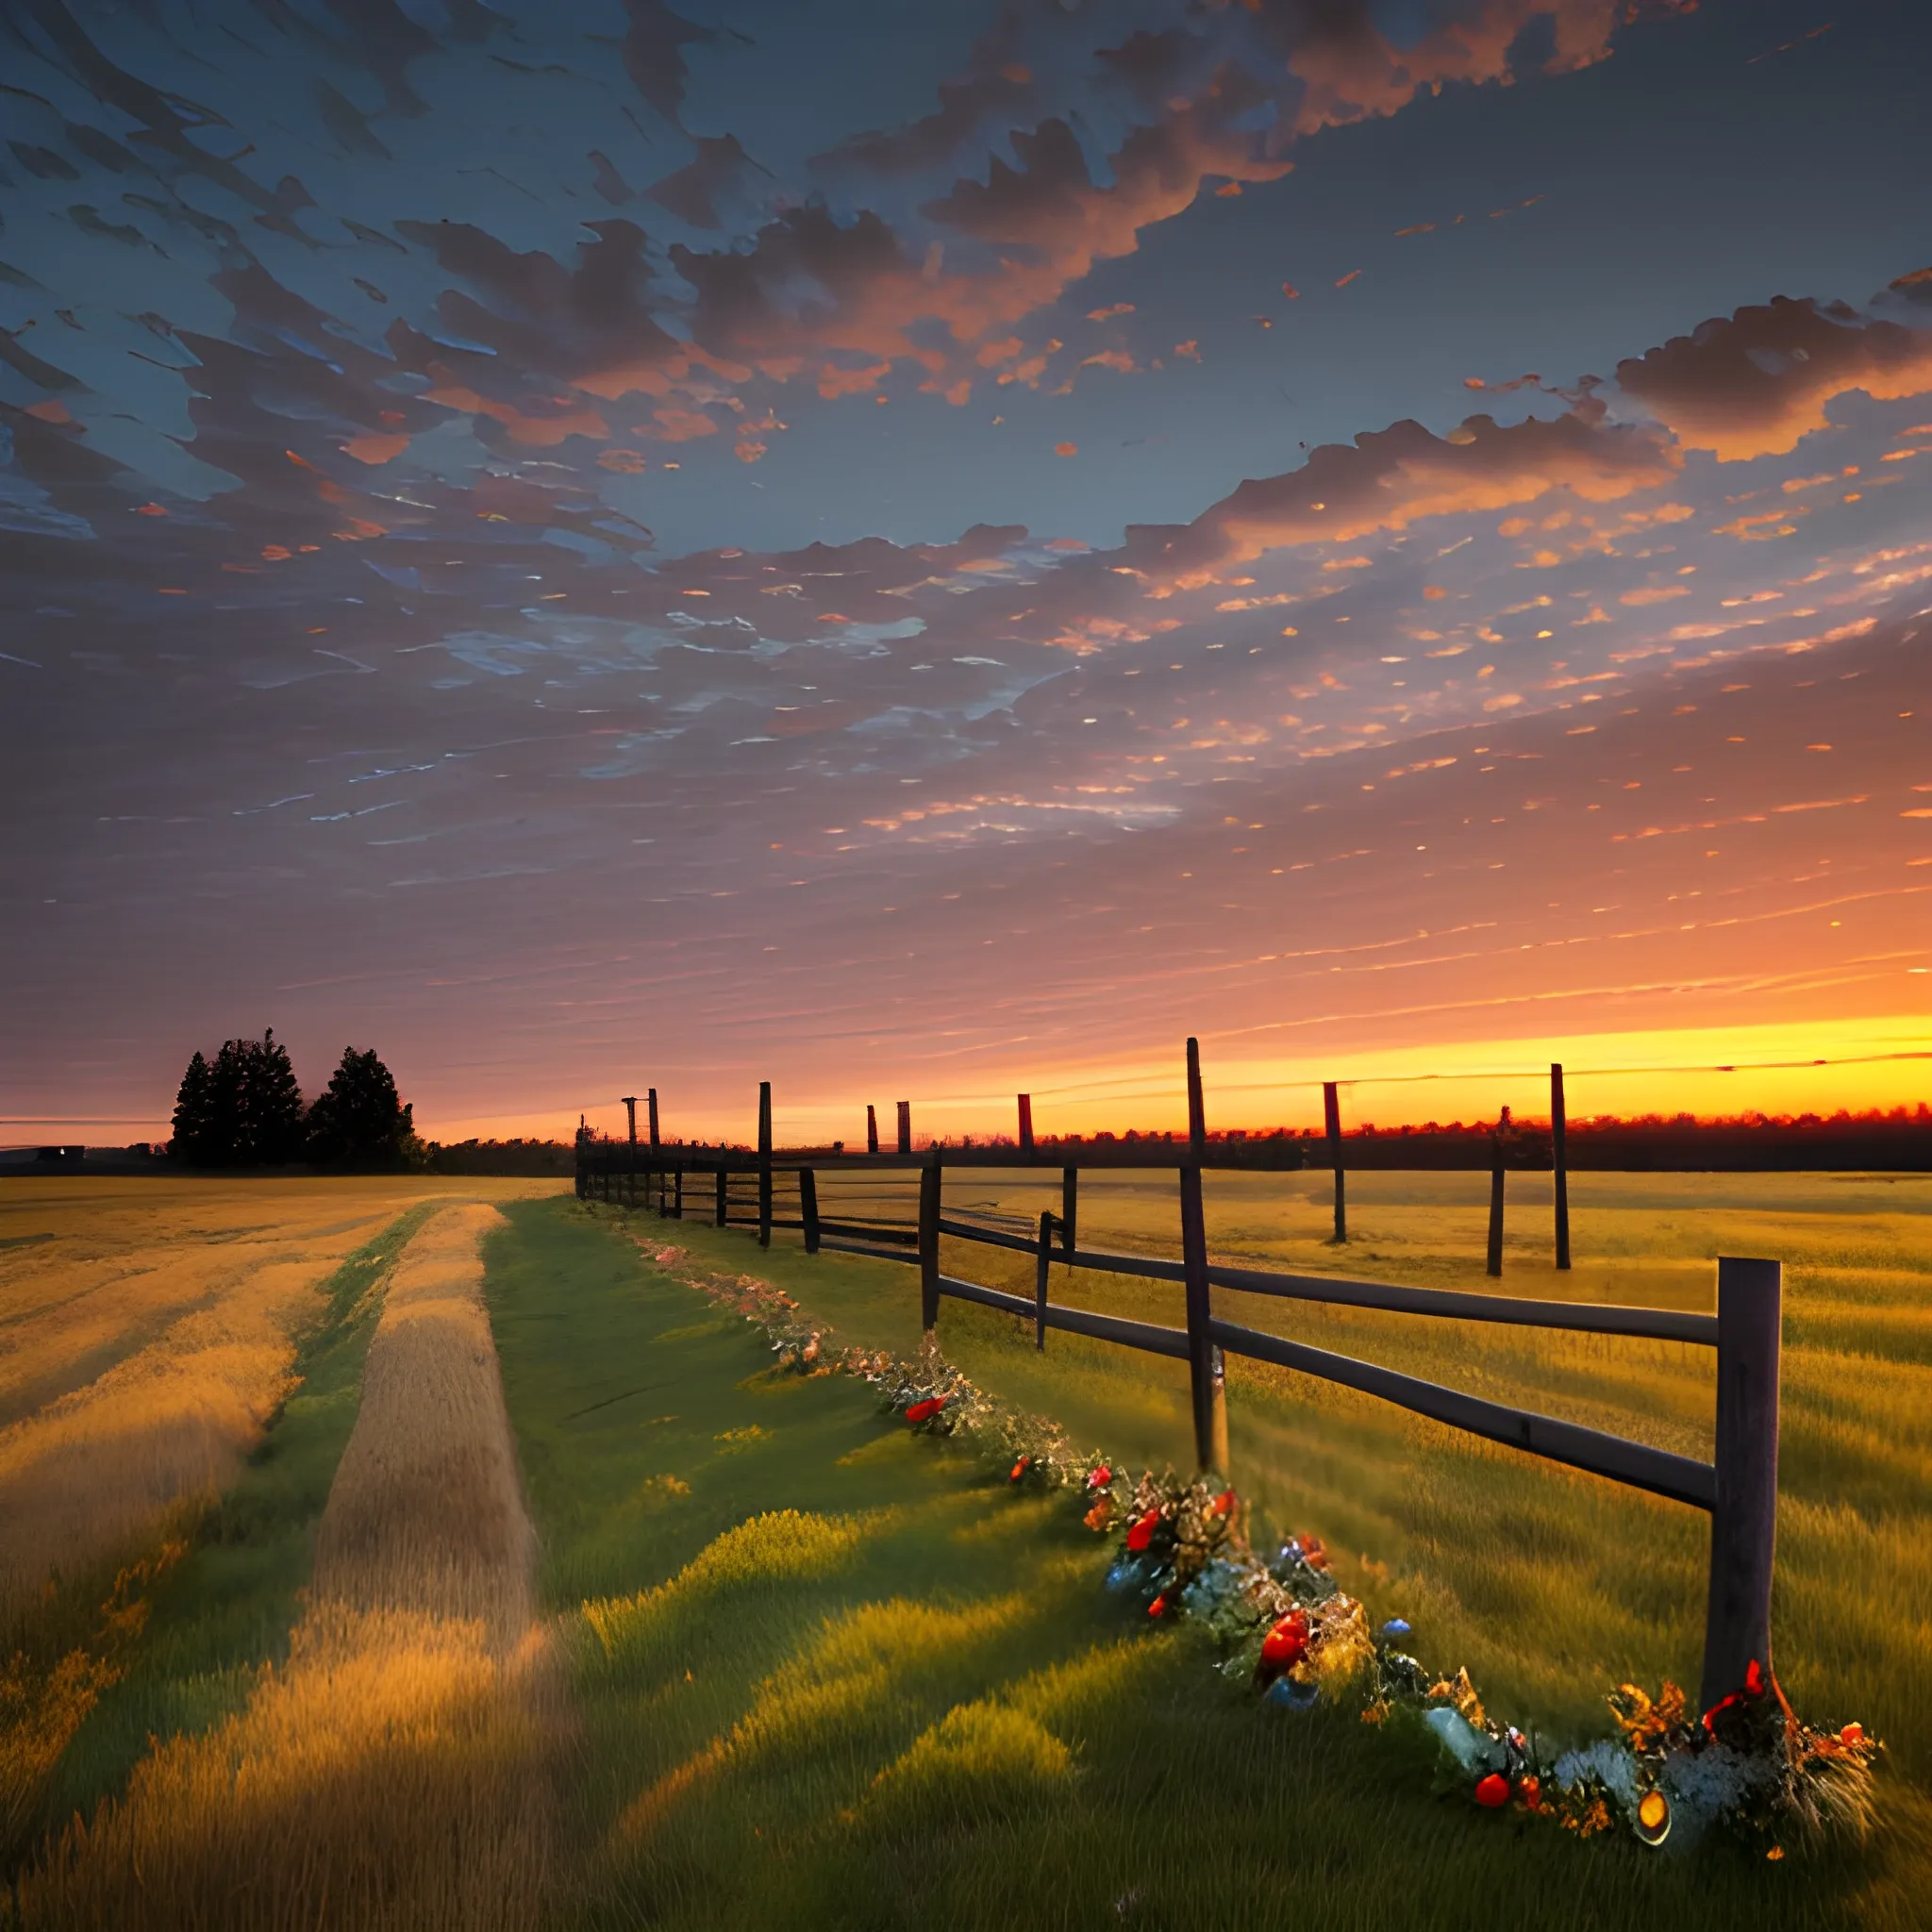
(1, 0), (1928, 1147)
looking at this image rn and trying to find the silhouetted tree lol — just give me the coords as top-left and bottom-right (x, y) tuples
(307, 1046), (414, 1169)
(169, 1030), (306, 1166)
(170, 1050), (218, 1165)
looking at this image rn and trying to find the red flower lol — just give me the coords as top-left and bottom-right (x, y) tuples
(1840, 1723), (1864, 1748)
(1474, 1774), (1510, 1808)
(1518, 1775), (1542, 1811)
(1302, 1535), (1329, 1572)
(1009, 1457), (1030, 1482)
(1125, 1508), (1161, 1553)
(1147, 1595), (1167, 1618)
(1211, 1489), (1237, 1516)
(1087, 1464), (1112, 1489)
(1259, 1611), (1308, 1672)
(906, 1396), (945, 1424)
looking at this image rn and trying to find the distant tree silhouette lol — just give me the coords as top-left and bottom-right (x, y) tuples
(307, 1046), (414, 1170)
(170, 1050), (218, 1164)
(169, 1030), (306, 1166)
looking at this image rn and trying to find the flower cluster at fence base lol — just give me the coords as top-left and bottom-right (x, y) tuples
(621, 1226), (1881, 1857)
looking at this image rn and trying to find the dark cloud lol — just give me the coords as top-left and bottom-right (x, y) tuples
(1616, 296), (1932, 460)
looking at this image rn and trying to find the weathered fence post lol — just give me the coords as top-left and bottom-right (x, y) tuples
(758, 1082), (774, 1249)
(1324, 1080), (1346, 1243)
(1486, 1144), (1506, 1277)
(1700, 1257), (1781, 1710)
(918, 1150), (941, 1335)
(1061, 1166), (1077, 1262)
(673, 1161), (683, 1221)
(1035, 1210), (1055, 1351)
(897, 1101), (912, 1157)
(800, 1168), (821, 1255)
(1551, 1062), (1572, 1271)
(623, 1096), (638, 1211)
(867, 1104), (879, 1155)
(648, 1088), (661, 1211)
(714, 1164), (727, 1228)
(1180, 1038), (1230, 1474)
(1018, 1094), (1034, 1155)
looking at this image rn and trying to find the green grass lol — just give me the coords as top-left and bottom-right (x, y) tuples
(33, 1202), (438, 1830)
(483, 1194), (1932, 1930)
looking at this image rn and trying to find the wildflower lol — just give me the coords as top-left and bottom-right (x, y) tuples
(1087, 1464), (1112, 1489)
(1474, 1774), (1510, 1808)
(1125, 1508), (1161, 1553)
(905, 1396), (945, 1424)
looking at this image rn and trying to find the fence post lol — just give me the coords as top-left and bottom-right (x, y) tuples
(673, 1161), (683, 1221)
(1018, 1094), (1034, 1155)
(799, 1168), (820, 1254)
(867, 1105), (879, 1156)
(1486, 1144), (1506, 1276)
(758, 1083), (774, 1248)
(1061, 1166), (1077, 1262)
(918, 1152), (941, 1334)
(648, 1089), (661, 1211)
(714, 1164), (727, 1228)
(1180, 1038), (1230, 1475)
(1551, 1062), (1572, 1270)
(1324, 1081), (1346, 1243)
(1035, 1210), (1055, 1351)
(1700, 1257), (1781, 1710)
(897, 1101), (912, 1157)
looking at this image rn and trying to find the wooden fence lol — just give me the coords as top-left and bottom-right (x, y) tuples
(577, 1043), (1797, 1708)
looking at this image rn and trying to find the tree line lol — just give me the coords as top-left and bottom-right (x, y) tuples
(170, 1031), (417, 1170)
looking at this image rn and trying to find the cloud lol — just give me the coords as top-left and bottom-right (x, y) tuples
(1119, 405), (1680, 578)
(1616, 296), (1932, 461)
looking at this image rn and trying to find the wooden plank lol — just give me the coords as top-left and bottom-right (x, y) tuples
(1700, 1257), (1782, 1708)
(918, 1154), (941, 1332)
(937, 1276), (1191, 1359)
(1181, 1038), (1229, 1474)
(799, 1168), (820, 1255)
(1552, 1062), (1572, 1271)
(820, 1216), (919, 1247)
(1035, 1210), (1053, 1351)
(1206, 1260), (1719, 1345)
(1487, 1153), (1506, 1277)
(819, 1236), (920, 1268)
(1208, 1316), (1716, 1509)
(1324, 1080), (1346, 1243)
(758, 1081), (773, 1250)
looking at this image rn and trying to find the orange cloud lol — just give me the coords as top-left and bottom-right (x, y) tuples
(1127, 406), (1680, 575)
(1617, 297), (1932, 460)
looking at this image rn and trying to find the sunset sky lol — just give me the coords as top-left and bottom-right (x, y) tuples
(1, 0), (1927, 1147)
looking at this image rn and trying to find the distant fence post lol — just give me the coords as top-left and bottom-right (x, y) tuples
(623, 1096), (638, 1212)
(1486, 1143), (1506, 1277)
(758, 1083), (774, 1249)
(1035, 1210), (1055, 1350)
(714, 1164), (727, 1228)
(1180, 1038), (1230, 1474)
(897, 1101), (912, 1157)
(1018, 1093), (1034, 1155)
(800, 1168), (820, 1255)
(672, 1161), (683, 1221)
(1061, 1166), (1077, 1262)
(1324, 1081), (1346, 1243)
(918, 1151), (941, 1334)
(1700, 1257), (1781, 1710)
(867, 1105), (879, 1156)
(648, 1088), (661, 1212)
(1551, 1062), (1572, 1271)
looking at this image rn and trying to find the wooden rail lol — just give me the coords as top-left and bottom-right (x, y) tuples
(580, 1040), (1798, 1707)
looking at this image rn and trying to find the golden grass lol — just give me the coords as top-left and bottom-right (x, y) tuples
(0, 1176), (561, 1628)
(20, 1201), (564, 1932)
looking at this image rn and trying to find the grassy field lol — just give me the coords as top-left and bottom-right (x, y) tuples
(3, 1169), (1927, 1927)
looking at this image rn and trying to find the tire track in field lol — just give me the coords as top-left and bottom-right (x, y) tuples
(22, 1204), (567, 1932)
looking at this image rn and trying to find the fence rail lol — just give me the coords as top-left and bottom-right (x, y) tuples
(578, 1041), (1796, 1708)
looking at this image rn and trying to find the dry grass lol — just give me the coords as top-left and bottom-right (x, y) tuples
(0, 1176), (559, 1631)
(19, 1201), (565, 1932)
